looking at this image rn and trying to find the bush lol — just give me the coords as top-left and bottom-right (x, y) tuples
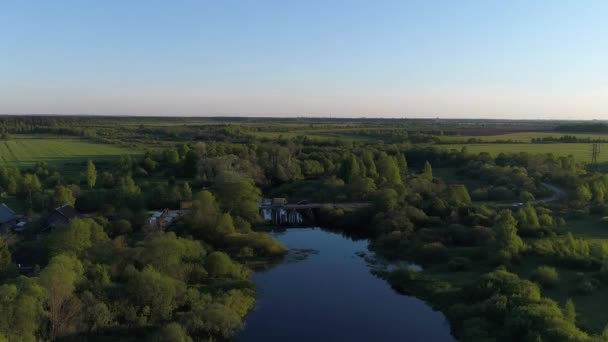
(577, 278), (600, 295)
(448, 256), (471, 271)
(531, 266), (559, 288)
(415, 242), (448, 263)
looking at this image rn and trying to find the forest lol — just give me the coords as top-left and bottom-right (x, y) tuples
(1, 116), (608, 341)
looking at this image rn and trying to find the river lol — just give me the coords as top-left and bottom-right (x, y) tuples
(238, 227), (455, 342)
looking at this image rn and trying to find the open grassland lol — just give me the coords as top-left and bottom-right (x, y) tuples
(0, 136), (140, 172)
(249, 129), (375, 142)
(441, 143), (606, 163)
(440, 131), (608, 143)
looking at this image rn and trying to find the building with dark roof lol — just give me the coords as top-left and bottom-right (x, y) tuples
(44, 205), (79, 230)
(0, 203), (16, 233)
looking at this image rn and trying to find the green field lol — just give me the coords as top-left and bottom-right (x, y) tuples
(0, 136), (140, 171)
(442, 143), (605, 163)
(441, 131), (608, 143)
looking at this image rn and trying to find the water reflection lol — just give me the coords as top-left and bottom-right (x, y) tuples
(238, 227), (454, 342)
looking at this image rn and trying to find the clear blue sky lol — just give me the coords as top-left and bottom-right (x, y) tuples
(1, 1), (607, 118)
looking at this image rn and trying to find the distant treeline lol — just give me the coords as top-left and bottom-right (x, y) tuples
(532, 135), (608, 144)
(554, 123), (608, 133)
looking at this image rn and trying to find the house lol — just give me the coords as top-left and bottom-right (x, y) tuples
(0, 203), (17, 233)
(143, 208), (188, 234)
(44, 205), (79, 230)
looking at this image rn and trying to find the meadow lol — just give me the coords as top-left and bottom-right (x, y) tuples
(440, 131), (608, 143)
(0, 135), (140, 172)
(442, 143), (606, 164)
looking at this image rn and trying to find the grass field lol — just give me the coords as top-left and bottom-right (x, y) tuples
(0, 136), (140, 172)
(441, 143), (604, 163)
(441, 131), (608, 143)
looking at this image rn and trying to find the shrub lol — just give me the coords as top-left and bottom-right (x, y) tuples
(448, 257), (471, 271)
(577, 278), (600, 295)
(531, 266), (559, 288)
(415, 242), (448, 263)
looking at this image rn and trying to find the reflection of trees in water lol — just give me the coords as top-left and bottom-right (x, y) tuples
(286, 248), (319, 263)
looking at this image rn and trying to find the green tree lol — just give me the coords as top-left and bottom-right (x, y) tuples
(183, 303), (242, 340)
(54, 185), (76, 207)
(423, 161), (433, 180)
(118, 175), (140, 196)
(448, 185), (471, 206)
(182, 182), (192, 200)
(576, 184), (592, 202)
(216, 213), (236, 237)
(39, 254), (84, 340)
(396, 153), (408, 175)
(377, 154), (401, 185)
(154, 323), (192, 342)
(166, 149), (180, 164)
(564, 298), (576, 324)
(183, 150), (200, 178)
(126, 266), (186, 323)
(361, 151), (378, 179)
(48, 218), (109, 257)
(0, 277), (47, 341)
(20, 173), (41, 200)
(205, 251), (247, 279)
(518, 204), (540, 230)
(372, 188), (399, 212)
(339, 155), (361, 183)
(493, 209), (524, 256)
(0, 238), (11, 275)
(531, 265), (559, 288)
(141, 232), (205, 281)
(186, 191), (221, 238)
(214, 174), (261, 223)
(85, 160), (96, 189)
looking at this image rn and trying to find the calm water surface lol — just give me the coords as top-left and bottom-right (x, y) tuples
(238, 228), (455, 342)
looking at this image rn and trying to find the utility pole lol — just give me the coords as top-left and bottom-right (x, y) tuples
(591, 143), (601, 166)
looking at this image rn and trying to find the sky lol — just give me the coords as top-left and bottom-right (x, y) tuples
(1, 0), (608, 119)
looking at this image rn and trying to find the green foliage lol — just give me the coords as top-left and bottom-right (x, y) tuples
(153, 323), (192, 342)
(493, 209), (524, 257)
(377, 153), (401, 185)
(216, 213), (236, 237)
(0, 239), (11, 275)
(518, 204), (540, 230)
(126, 266), (187, 323)
(577, 184), (593, 202)
(531, 266), (559, 288)
(186, 190), (221, 238)
(182, 302), (243, 340)
(141, 232), (206, 281)
(564, 298), (576, 324)
(54, 185), (76, 206)
(339, 154), (361, 183)
(448, 184), (471, 206)
(0, 277), (47, 342)
(182, 182), (192, 200)
(415, 242), (448, 263)
(85, 160), (96, 189)
(118, 175), (140, 196)
(205, 251), (249, 279)
(448, 256), (471, 271)
(39, 254), (84, 339)
(423, 161), (433, 180)
(48, 218), (109, 257)
(213, 173), (261, 223)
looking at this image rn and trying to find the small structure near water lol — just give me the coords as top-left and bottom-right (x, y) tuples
(259, 198), (304, 225)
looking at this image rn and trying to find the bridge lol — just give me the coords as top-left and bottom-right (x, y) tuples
(259, 201), (370, 225)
